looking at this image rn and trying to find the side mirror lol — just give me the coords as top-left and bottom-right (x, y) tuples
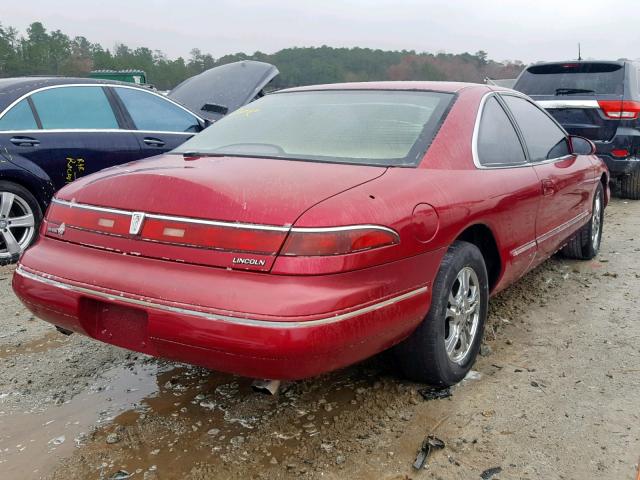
(569, 135), (596, 155)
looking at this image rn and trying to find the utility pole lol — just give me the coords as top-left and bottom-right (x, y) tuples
(578, 43), (582, 61)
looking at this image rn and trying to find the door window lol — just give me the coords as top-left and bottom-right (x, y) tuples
(501, 95), (570, 162)
(477, 96), (527, 167)
(0, 99), (38, 131)
(114, 87), (200, 133)
(30, 86), (119, 129)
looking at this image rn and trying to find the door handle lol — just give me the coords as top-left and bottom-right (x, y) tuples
(542, 179), (556, 196)
(10, 136), (40, 147)
(143, 137), (166, 147)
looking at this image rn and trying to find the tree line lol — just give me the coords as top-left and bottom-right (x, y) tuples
(0, 21), (525, 90)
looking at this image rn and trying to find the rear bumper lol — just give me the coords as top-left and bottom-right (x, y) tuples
(599, 154), (640, 176)
(13, 238), (439, 379)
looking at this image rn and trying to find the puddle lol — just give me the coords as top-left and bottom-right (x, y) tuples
(1, 351), (388, 479)
(0, 331), (67, 360)
(0, 362), (161, 480)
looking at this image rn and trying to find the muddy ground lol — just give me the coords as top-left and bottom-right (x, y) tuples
(0, 198), (639, 480)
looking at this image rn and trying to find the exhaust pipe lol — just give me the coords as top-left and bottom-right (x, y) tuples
(251, 379), (281, 395)
(55, 326), (73, 336)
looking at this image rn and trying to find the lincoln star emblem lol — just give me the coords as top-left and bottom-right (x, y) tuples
(129, 212), (146, 235)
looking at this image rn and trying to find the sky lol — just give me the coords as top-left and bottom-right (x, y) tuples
(3, 0), (639, 64)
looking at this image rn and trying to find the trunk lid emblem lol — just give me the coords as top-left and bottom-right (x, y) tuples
(129, 213), (146, 235)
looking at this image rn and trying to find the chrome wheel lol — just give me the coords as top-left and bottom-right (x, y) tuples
(0, 192), (36, 260)
(591, 194), (602, 251)
(444, 267), (481, 365)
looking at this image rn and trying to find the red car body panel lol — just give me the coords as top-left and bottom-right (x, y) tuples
(12, 82), (609, 380)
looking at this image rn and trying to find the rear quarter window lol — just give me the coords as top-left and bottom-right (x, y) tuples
(0, 99), (38, 131)
(476, 96), (527, 167)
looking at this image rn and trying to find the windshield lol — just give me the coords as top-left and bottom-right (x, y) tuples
(515, 63), (625, 96)
(173, 90), (454, 167)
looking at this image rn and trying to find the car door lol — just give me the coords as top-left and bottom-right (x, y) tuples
(0, 85), (141, 191)
(500, 93), (594, 257)
(110, 86), (202, 158)
(474, 95), (542, 283)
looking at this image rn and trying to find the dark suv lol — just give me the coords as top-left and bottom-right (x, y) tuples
(514, 60), (640, 199)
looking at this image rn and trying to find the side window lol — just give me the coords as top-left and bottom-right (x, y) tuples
(477, 96), (527, 167)
(31, 86), (118, 129)
(114, 87), (200, 133)
(0, 99), (38, 131)
(501, 95), (570, 161)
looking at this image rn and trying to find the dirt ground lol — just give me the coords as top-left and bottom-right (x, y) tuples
(0, 197), (638, 480)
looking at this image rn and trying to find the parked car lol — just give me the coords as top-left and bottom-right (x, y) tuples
(514, 60), (640, 199)
(0, 61), (278, 263)
(13, 82), (608, 386)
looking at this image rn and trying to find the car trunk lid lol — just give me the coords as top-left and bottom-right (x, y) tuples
(48, 154), (386, 271)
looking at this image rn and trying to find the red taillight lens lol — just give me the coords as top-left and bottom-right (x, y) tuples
(598, 100), (640, 120)
(140, 218), (286, 254)
(281, 227), (399, 256)
(611, 149), (630, 158)
(45, 202), (287, 255)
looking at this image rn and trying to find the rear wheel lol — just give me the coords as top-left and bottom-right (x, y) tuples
(394, 241), (488, 386)
(620, 171), (640, 200)
(0, 181), (41, 265)
(562, 183), (604, 260)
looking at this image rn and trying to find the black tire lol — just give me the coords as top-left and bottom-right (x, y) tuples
(562, 183), (604, 260)
(394, 241), (489, 386)
(0, 181), (42, 266)
(620, 171), (640, 200)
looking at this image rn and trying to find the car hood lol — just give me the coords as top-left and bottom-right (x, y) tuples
(57, 154), (386, 227)
(168, 61), (279, 121)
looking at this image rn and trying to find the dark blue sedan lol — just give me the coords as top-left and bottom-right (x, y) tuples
(0, 61), (278, 263)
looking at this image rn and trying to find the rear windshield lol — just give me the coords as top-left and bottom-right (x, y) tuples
(515, 63), (625, 96)
(173, 90), (454, 167)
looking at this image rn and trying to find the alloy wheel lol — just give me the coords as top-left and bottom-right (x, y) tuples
(0, 192), (36, 260)
(444, 266), (481, 365)
(591, 194), (602, 251)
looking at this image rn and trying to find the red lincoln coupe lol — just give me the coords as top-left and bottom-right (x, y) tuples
(12, 82), (608, 386)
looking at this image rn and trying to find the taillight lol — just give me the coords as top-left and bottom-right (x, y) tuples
(611, 149), (630, 158)
(45, 201), (288, 255)
(598, 100), (640, 120)
(281, 226), (399, 256)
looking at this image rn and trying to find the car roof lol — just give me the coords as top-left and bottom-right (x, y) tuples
(278, 81), (485, 94)
(0, 76), (148, 110)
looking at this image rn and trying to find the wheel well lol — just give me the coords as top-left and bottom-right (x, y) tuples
(456, 224), (501, 291)
(0, 176), (48, 213)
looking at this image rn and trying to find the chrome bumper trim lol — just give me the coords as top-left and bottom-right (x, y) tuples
(15, 266), (428, 329)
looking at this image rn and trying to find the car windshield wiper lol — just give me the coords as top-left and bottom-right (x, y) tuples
(555, 88), (596, 96)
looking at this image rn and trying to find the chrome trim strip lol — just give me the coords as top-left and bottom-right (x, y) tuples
(510, 240), (536, 257)
(15, 266), (428, 329)
(51, 199), (399, 236)
(52, 199), (291, 232)
(0, 129), (194, 136)
(537, 210), (590, 244)
(290, 225), (399, 236)
(510, 210), (591, 257)
(536, 100), (600, 109)
(0, 83), (204, 126)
